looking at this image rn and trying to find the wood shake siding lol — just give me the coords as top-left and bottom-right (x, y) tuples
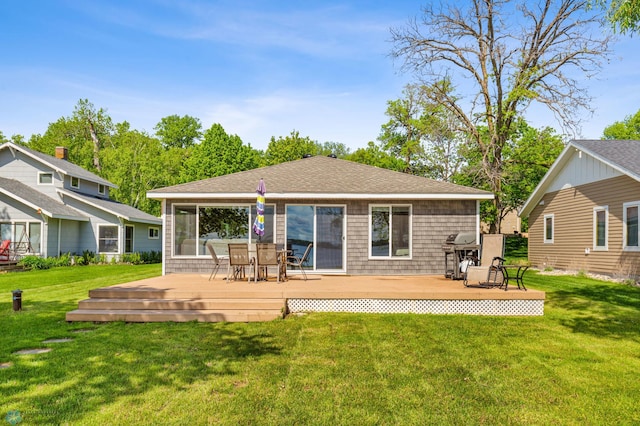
(529, 175), (640, 277)
(162, 198), (478, 275)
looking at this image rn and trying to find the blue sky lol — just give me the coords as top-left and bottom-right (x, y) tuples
(0, 1), (637, 151)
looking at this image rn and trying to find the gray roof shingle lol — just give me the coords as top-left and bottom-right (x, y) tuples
(0, 177), (88, 220)
(1, 142), (114, 187)
(149, 156), (492, 199)
(59, 190), (161, 224)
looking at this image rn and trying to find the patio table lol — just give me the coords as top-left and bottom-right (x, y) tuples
(499, 264), (529, 291)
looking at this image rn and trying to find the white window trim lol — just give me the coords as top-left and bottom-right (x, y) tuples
(70, 176), (80, 189)
(98, 184), (106, 195)
(38, 172), (54, 185)
(593, 206), (608, 251)
(368, 204), (412, 259)
(148, 226), (160, 239)
(97, 224), (120, 254)
(543, 214), (554, 244)
(622, 201), (640, 251)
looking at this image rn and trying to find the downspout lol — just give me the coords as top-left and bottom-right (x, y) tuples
(58, 218), (62, 257)
(476, 200), (481, 243)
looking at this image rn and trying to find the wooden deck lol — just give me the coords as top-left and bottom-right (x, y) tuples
(66, 273), (545, 322)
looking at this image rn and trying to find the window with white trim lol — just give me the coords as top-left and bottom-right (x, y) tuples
(98, 184), (106, 195)
(544, 214), (554, 244)
(623, 201), (639, 250)
(38, 172), (53, 185)
(98, 225), (119, 253)
(71, 176), (80, 189)
(148, 227), (159, 239)
(125, 225), (134, 253)
(593, 206), (608, 250)
(369, 204), (411, 258)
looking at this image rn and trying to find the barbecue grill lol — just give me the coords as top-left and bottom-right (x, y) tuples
(442, 231), (479, 279)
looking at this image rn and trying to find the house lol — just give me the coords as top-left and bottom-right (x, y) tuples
(0, 142), (162, 260)
(520, 139), (640, 278)
(147, 155), (493, 276)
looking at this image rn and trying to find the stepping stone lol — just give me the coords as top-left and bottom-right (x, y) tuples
(42, 338), (73, 343)
(13, 348), (52, 355)
(0, 362), (12, 369)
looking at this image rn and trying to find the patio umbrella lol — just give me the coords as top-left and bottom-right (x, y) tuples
(252, 178), (266, 241)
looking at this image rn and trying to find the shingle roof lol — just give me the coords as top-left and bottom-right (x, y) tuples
(0, 142), (114, 187)
(58, 190), (161, 224)
(148, 156), (493, 200)
(573, 139), (640, 179)
(0, 177), (88, 220)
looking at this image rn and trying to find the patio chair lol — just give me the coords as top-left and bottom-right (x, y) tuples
(286, 243), (313, 281)
(463, 234), (505, 288)
(227, 243), (255, 283)
(256, 243), (281, 283)
(0, 240), (10, 262)
(206, 242), (222, 281)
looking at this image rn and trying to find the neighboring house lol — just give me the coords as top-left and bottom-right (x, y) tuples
(0, 142), (162, 259)
(520, 139), (640, 278)
(147, 155), (493, 276)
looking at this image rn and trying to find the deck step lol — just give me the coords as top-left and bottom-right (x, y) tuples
(66, 308), (284, 323)
(88, 288), (285, 300)
(78, 298), (284, 311)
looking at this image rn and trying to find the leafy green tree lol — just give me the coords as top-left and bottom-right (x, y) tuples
(455, 120), (564, 232)
(28, 99), (113, 173)
(264, 130), (321, 165)
(318, 141), (351, 158)
(180, 123), (259, 181)
(345, 141), (406, 171)
(154, 115), (202, 149)
(100, 122), (165, 215)
(391, 0), (611, 232)
(591, 0), (640, 34)
(603, 109), (640, 139)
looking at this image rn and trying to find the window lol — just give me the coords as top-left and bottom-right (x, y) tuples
(71, 176), (80, 189)
(173, 204), (275, 257)
(369, 205), (411, 258)
(98, 184), (106, 195)
(623, 202), (640, 250)
(593, 206), (608, 250)
(38, 172), (53, 185)
(148, 227), (159, 239)
(125, 225), (134, 253)
(544, 214), (554, 244)
(98, 225), (119, 253)
(0, 222), (41, 254)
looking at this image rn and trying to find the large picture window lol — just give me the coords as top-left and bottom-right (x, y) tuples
(623, 202), (639, 250)
(593, 206), (608, 250)
(173, 204), (275, 257)
(98, 225), (119, 253)
(369, 205), (411, 258)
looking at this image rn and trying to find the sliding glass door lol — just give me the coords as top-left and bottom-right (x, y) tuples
(286, 205), (345, 273)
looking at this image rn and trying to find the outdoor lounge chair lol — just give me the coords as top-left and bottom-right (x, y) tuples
(227, 243), (254, 282)
(286, 243), (312, 281)
(206, 242), (222, 281)
(256, 243), (282, 283)
(463, 234), (505, 288)
(0, 240), (10, 262)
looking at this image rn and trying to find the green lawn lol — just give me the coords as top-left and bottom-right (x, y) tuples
(1, 265), (639, 425)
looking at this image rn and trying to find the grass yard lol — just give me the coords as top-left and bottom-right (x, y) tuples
(1, 265), (639, 425)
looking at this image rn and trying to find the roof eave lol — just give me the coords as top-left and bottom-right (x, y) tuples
(147, 192), (494, 200)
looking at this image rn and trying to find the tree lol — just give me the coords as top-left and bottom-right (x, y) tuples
(345, 141), (406, 171)
(602, 109), (640, 139)
(592, 0), (640, 34)
(100, 122), (165, 215)
(454, 120), (564, 232)
(264, 130), (320, 165)
(154, 115), (202, 149)
(318, 141), (351, 158)
(28, 99), (113, 173)
(180, 123), (259, 182)
(391, 0), (611, 232)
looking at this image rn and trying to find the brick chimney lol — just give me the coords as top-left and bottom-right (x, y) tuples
(55, 147), (68, 160)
